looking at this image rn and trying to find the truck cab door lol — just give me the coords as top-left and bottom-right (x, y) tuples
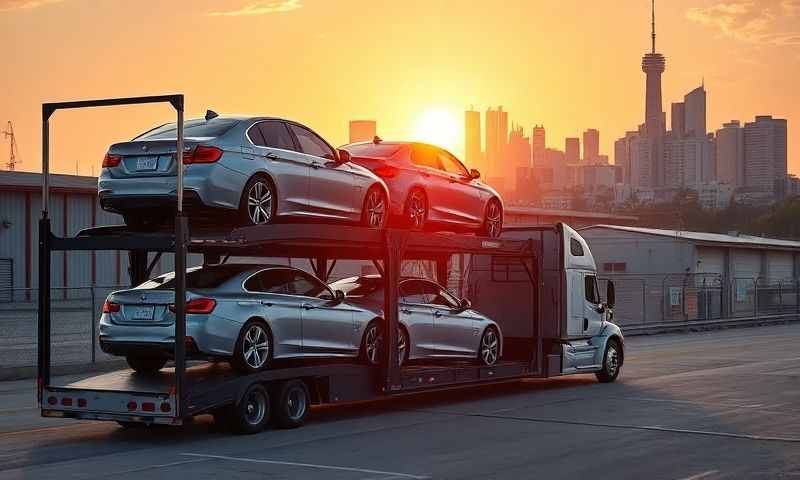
(582, 273), (604, 337)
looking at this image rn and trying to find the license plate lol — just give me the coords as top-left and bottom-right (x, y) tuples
(131, 306), (155, 320)
(136, 156), (158, 171)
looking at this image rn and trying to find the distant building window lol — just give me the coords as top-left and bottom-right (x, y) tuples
(570, 238), (584, 256)
(603, 262), (627, 272)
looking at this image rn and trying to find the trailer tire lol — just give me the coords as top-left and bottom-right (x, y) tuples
(226, 383), (271, 434)
(271, 380), (310, 429)
(595, 338), (622, 383)
(125, 355), (167, 374)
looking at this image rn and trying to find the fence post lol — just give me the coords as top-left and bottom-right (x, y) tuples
(90, 286), (96, 364)
(641, 278), (646, 326)
(754, 278), (759, 318)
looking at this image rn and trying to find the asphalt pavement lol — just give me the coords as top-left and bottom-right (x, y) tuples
(1, 323), (799, 479)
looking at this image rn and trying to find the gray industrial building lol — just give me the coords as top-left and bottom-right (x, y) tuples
(580, 225), (800, 325)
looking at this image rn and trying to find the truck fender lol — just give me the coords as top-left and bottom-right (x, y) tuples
(591, 322), (624, 368)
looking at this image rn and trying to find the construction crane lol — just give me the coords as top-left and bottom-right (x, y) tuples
(2, 121), (19, 171)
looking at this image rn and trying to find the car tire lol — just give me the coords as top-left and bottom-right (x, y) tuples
(270, 380), (310, 429)
(479, 198), (503, 238)
(362, 186), (388, 229)
(239, 175), (276, 226)
(125, 355), (167, 374)
(478, 326), (500, 366)
(404, 189), (427, 231)
(231, 320), (273, 373)
(361, 321), (407, 366)
(595, 338), (622, 383)
(123, 214), (166, 232)
(226, 383), (271, 434)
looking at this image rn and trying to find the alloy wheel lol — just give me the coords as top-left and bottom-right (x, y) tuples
(480, 328), (499, 366)
(408, 191), (426, 229)
(242, 324), (270, 369)
(366, 189), (386, 228)
(397, 329), (407, 366)
(247, 181), (273, 225)
(485, 201), (503, 238)
(605, 344), (619, 377)
(365, 324), (382, 365)
(243, 388), (268, 426)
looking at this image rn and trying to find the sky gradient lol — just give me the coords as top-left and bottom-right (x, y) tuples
(1, 0), (797, 176)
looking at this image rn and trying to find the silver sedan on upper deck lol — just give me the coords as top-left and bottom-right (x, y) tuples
(97, 114), (389, 230)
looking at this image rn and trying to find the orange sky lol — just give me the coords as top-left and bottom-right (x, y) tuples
(0, 0), (797, 176)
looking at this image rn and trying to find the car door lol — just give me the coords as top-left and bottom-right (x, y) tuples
(436, 149), (484, 226)
(398, 279), (436, 357)
(424, 281), (478, 357)
(289, 270), (357, 356)
(409, 145), (452, 224)
(248, 120), (310, 215)
(242, 268), (303, 358)
(287, 123), (359, 221)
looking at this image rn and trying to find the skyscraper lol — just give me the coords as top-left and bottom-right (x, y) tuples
(684, 84), (707, 138)
(565, 137), (580, 164)
(465, 109), (481, 171)
(349, 120), (377, 143)
(641, 0), (666, 186)
(485, 106), (508, 180)
(716, 120), (745, 187)
(743, 115), (788, 195)
(583, 129), (599, 164)
(532, 125), (546, 166)
(671, 102), (685, 138)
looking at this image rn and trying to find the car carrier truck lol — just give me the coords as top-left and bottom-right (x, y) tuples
(36, 95), (623, 433)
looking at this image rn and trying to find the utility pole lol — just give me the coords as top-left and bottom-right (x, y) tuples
(2, 121), (19, 171)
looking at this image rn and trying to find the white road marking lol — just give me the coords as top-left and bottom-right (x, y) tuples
(76, 458), (208, 478)
(181, 453), (429, 479)
(677, 470), (719, 480)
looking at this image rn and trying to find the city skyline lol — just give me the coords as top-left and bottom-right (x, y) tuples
(0, 0), (797, 176)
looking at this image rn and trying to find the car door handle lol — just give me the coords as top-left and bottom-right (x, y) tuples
(260, 301), (273, 307)
(311, 162), (323, 169)
(433, 310), (443, 317)
(401, 308), (411, 314)
(302, 303), (315, 310)
(266, 152), (279, 160)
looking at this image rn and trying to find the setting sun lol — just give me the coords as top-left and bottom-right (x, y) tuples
(412, 108), (461, 153)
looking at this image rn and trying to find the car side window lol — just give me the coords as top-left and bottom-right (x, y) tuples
(254, 121), (296, 151)
(288, 124), (336, 159)
(419, 281), (458, 308)
(290, 271), (333, 299)
(399, 280), (431, 304)
(584, 274), (600, 304)
(437, 150), (469, 176)
(245, 269), (292, 294)
(411, 146), (441, 170)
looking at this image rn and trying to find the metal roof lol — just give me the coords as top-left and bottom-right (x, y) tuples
(580, 224), (800, 251)
(0, 171), (96, 193)
(506, 207), (638, 221)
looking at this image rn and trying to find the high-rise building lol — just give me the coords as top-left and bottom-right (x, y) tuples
(744, 115), (788, 195)
(641, 0), (666, 186)
(465, 109), (481, 171)
(349, 120), (376, 143)
(531, 125), (546, 166)
(671, 102), (685, 138)
(716, 120), (745, 187)
(546, 148), (569, 188)
(565, 137), (580, 164)
(684, 84), (707, 138)
(663, 135), (715, 188)
(614, 131), (640, 186)
(485, 106), (508, 180)
(583, 129), (599, 164)
(509, 124), (532, 200)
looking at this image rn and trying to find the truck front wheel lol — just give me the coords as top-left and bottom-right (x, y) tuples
(595, 339), (622, 383)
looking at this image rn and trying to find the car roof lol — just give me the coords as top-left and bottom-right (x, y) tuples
(332, 275), (437, 285)
(343, 141), (440, 150)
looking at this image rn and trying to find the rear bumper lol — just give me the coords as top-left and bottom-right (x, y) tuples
(99, 339), (201, 359)
(98, 190), (206, 215)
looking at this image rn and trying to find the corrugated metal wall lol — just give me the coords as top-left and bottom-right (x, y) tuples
(0, 192), (25, 289)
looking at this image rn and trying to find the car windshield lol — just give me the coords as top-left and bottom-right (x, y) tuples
(137, 265), (250, 290)
(344, 144), (403, 159)
(331, 277), (383, 297)
(134, 118), (240, 140)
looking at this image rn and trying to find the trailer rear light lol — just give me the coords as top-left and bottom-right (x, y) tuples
(127, 401), (137, 411)
(61, 397), (73, 407)
(102, 152), (121, 168)
(183, 145), (223, 164)
(47, 396), (57, 406)
(141, 402), (156, 412)
(78, 398), (87, 408)
(373, 165), (399, 178)
(169, 298), (216, 314)
(102, 300), (120, 313)
(160, 402), (171, 413)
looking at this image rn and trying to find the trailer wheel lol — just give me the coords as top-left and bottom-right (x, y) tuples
(226, 383), (271, 434)
(125, 355), (167, 374)
(596, 339), (622, 383)
(271, 380), (310, 429)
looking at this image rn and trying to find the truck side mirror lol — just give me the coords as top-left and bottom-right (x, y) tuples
(606, 280), (615, 308)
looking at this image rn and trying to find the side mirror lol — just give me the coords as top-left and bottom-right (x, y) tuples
(337, 149), (352, 163)
(334, 289), (346, 303)
(606, 280), (615, 308)
(459, 298), (472, 310)
(469, 168), (481, 179)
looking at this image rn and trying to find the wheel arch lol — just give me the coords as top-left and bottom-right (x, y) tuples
(240, 171), (279, 212)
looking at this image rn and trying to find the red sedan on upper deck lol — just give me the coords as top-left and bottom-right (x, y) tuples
(341, 140), (503, 237)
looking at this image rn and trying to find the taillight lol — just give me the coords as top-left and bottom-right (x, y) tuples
(102, 300), (120, 313)
(127, 401), (137, 411)
(373, 165), (398, 178)
(169, 298), (216, 314)
(102, 152), (121, 168)
(183, 145), (223, 164)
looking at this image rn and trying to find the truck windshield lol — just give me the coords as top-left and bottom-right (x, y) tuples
(135, 118), (240, 140)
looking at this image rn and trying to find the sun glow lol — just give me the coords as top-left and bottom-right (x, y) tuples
(412, 108), (460, 153)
